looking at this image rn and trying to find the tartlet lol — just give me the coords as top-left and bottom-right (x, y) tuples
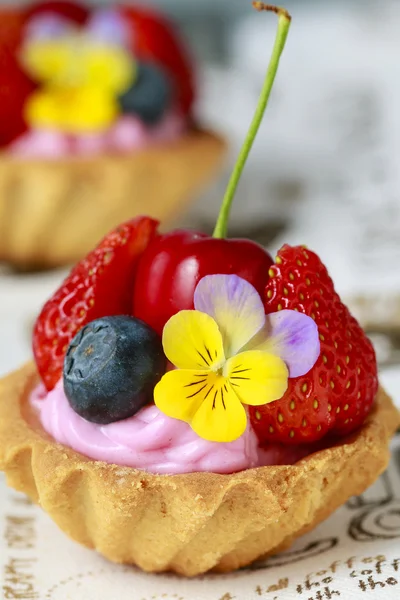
(0, 129), (224, 269)
(0, 2), (225, 270)
(0, 363), (398, 576)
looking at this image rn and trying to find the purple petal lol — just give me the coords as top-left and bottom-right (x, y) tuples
(25, 13), (74, 41)
(267, 310), (320, 377)
(194, 274), (265, 357)
(247, 310), (320, 378)
(86, 8), (130, 47)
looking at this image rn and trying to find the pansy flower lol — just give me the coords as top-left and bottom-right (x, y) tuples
(154, 274), (320, 443)
(20, 9), (135, 132)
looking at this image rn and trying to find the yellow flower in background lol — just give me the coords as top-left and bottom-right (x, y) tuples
(21, 31), (136, 132)
(154, 275), (320, 443)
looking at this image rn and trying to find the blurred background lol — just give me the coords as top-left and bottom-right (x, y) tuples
(1, 0), (400, 390)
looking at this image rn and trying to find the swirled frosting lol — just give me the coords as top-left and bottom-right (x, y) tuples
(31, 381), (307, 475)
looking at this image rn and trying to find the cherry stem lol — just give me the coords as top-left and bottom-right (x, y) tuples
(213, 3), (291, 239)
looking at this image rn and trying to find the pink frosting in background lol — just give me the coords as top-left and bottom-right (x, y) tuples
(9, 129), (71, 159)
(31, 382), (308, 475)
(9, 111), (186, 160)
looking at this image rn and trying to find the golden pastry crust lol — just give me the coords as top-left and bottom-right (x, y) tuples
(0, 362), (398, 576)
(0, 128), (225, 270)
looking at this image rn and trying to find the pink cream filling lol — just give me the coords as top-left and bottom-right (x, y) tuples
(9, 111), (186, 159)
(31, 381), (309, 475)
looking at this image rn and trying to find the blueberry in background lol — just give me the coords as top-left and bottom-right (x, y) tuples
(63, 316), (166, 424)
(118, 61), (173, 125)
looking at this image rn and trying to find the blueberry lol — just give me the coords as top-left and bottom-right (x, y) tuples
(118, 61), (173, 125)
(63, 316), (166, 424)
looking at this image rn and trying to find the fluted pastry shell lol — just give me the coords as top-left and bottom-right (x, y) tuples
(0, 129), (225, 270)
(0, 362), (398, 577)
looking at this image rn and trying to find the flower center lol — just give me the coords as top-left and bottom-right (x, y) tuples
(214, 365), (225, 376)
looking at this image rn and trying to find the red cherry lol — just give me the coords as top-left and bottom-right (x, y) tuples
(24, 1), (89, 24)
(133, 229), (274, 335)
(120, 6), (195, 115)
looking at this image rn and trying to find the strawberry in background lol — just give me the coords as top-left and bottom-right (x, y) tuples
(0, 9), (36, 147)
(0, 8), (25, 51)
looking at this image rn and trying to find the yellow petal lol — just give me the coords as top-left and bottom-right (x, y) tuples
(225, 350), (288, 407)
(21, 39), (71, 83)
(155, 369), (246, 443)
(24, 90), (60, 128)
(62, 86), (118, 131)
(25, 86), (119, 133)
(22, 37), (136, 93)
(191, 378), (247, 443)
(163, 310), (225, 370)
(82, 43), (135, 93)
(154, 369), (213, 423)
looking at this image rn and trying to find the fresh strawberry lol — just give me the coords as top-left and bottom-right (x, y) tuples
(0, 52), (36, 147)
(249, 245), (378, 445)
(0, 9), (37, 146)
(33, 217), (159, 391)
(24, 1), (89, 25)
(0, 8), (25, 52)
(120, 6), (195, 115)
